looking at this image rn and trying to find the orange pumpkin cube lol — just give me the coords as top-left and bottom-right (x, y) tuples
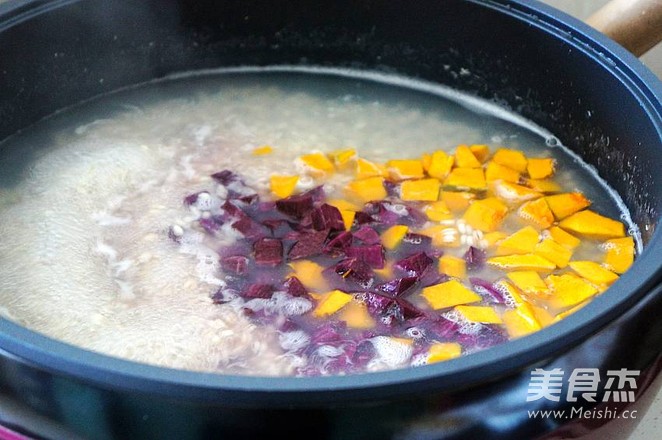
(493, 148), (528, 172)
(288, 261), (329, 292)
(444, 167), (487, 191)
(496, 226), (540, 255)
(544, 192), (592, 220)
(439, 255), (467, 279)
(518, 197), (555, 229)
(602, 236), (635, 274)
(503, 303), (542, 338)
(356, 157), (388, 179)
(534, 238), (573, 268)
(339, 210), (356, 230)
(526, 178), (562, 193)
(485, 161), (521, 183)
(506, 271), (548, 296)
(455, 305), (503, 324)
(328, 148), (357, 169)
(421, 280), (481, 309)
(568, 261), (619, 286)
(313, 290), (353, 317)
(427, 342), (462, 363)
(252, 145), (274, 156)
(440, 191), (476, 212)
(463, 197), (509, 232)
(387, 159), (425, 180)
(298, 152), (335, 174)
(487, 254), (556, 272)
(559, 210), (626, 240)
(482, 231), (508, 249)
(270, 175), (299, 198)
(400, 178), (440, 201)
(423, 200), (453, 222)
(340, 301), (375, 329)
(545, 274), (599, 310)
(345, 177), (387, 203)
(469, 144), (490, 163)
(427, 150), (455, 179)
(419, 225), (461, 248)
(454, 145), (482, 168)
(547, 226), (581, 250)
(526, 158), (556, 179)
(490, 181), (542, 204)
(381, 225), (409, 250)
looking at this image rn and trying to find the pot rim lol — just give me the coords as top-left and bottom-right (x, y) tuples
(0, 0), (660, 407)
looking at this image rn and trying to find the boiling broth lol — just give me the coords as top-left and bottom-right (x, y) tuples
(0, 68), (637, 375)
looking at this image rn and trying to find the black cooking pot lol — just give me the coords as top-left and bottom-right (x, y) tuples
(0, 0), (660, 439)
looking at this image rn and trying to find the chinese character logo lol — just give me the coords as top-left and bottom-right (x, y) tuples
(526, 367), (640, 403)
(603, 369), (639, 403)
(527, 368), (565, 402)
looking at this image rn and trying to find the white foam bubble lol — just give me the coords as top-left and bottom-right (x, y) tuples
(278, 330), (310, 352)
(368, 336), (413, 370)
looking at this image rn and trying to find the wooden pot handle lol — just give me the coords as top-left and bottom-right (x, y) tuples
(586, 0), (662, 57)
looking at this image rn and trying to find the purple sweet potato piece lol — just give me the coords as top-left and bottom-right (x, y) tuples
(351, 340), (376, 367)
(353, 226), (381, 245)
(419, 271), (451, 288)
(354, 211), (375, 225)
(238, 194), (259, 205)
(242, 283), (275, 299)
(253, 238), (283, 266)
(383, 180), (400, 198)
(215, 241), (252, 258)
(346, 244), (385, 269)
(287, 229), (330, 260)
(250, 266), (290, 286)
(331, 258), (374, 289)
(464, 246), (486, 271)
(394, 252), (433, 277)
(311, 204), (345, 232)
(220, 255), (250, 275)
(363, 201), (400, 225)
(375, 277), (418, 297)
(261, 219), (292, 238)
(402, 233), (432, 247)
(457, 324), (508, 350)
(168, 226), (183, 243)
(183, 192), (203, 206)
(276, 193), (315, 219)
(211, 170), (239, 186)
(361, 291), (394, 316)
(469, 277), (505, 304)
(403, 204), (428, 228)
(364, 201), (425, 227)
(282, 277), (308, 298)
(310, 321), (347, 344)
(279, 319), (301, 333)
(211, 288), (240, 304)
(232, 216), (268, 240)
(212, 170), (258, 200)
(324, 231), (353, 254)
(301, 185), (326, 203)
(295, 213), (315, 232)
(221, 200), (247, 220)
(386, 298), (425, 322)
(255, 201), (278, 213)
(427, 316), (461, 339)
(398, 233), (436, 257)
(198, 217), (223, 235)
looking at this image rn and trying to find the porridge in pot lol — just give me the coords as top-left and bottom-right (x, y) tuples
(0, 69), (638, 376)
